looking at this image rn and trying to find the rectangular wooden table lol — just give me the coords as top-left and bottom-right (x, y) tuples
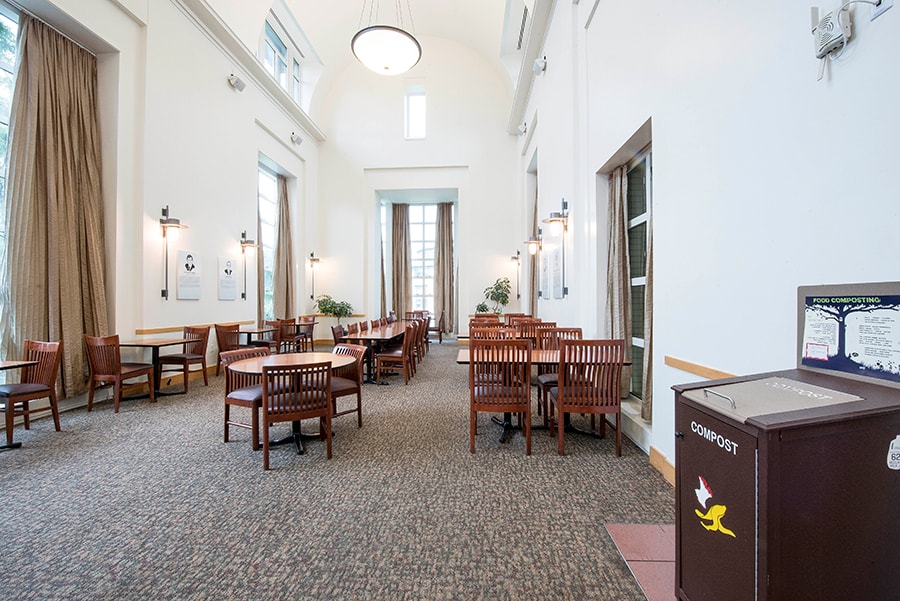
(341, 323), (406, 384)
(120, 338), (191, 394)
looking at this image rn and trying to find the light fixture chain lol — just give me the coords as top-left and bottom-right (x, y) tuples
(404, 0), (416, 33)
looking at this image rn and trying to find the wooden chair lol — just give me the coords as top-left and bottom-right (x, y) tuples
(0, 340), (63, 446)
(247, 322), (280, 355)
(221, 347), (270, 451)
(503, 312), (527, 324)
(158, 325), (210, 394)
(469, 338), (532, 455)
(548, 339), (626, 456)
(331, 324), (345, 346)
(470, 327), (517, 340)
(359, 320), (369, 332)
(375, 324), (414, 385)
(536, 327), (583, 424)
(427, 310), (446, 344)
(472, 313), (500, 322)
(293, 321), (314, 352)
(214, 323), (247, 375)
(84, 334), (156, 413)
(331, 343), (367, 428)
(388, 310), (397, 323)
(261, 362), (333, 470)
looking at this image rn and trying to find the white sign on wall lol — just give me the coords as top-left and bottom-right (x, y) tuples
(218, 256), (237, 300)
(177, 250), (201, 300)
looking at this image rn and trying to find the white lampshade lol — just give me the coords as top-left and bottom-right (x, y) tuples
(352, 25), (421, 75)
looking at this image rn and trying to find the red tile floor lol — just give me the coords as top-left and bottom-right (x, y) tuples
(605, 523), (677, 601)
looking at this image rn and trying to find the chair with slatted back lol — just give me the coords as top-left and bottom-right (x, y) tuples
(535, 327), (583, 424)
(427, 310), (446, 344)
(502, 312), (527, 325)
(331, 324), (345, 346)
(261, 362), (333, 470)
(84, 334), (156, 413)
(347, 321), (359, 336)
(469, 338), (532, 455)
(294, 320), (314, 352)
(0, 340), (63, 446)
(215, 323), (248, 375)
(158, 326), (210, 394)
(375, 324), (414, 384)
(221, 347), (271, 451)
(331, 343), (367, 428)
(359, 320), (369, 333)
(470, 327), (517, 340)
(548, 339), (626, 456)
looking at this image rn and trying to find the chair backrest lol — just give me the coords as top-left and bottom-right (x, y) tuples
(331, 324), (345, 345)
(472, 313), (500, 322)
(469, 338), (532, 404)
(348, 322), (359, 335)
(21, 340), (63, 388)
(262, 362), (331, 417)
(183, 326), (210, 356)
(264, 319), (286, 346)
(388, 310), (397, 323)
(298, 315), (316, 323)
(359, 320), (369, 332)
(539, 327), (583, 350)
(370, 319), (380, 330)
(518, 320), (554, 342)
(220, 347), (270, 394)
(296, 321), (314, 338)
(503, 312), (527, 324)
(332, 343), (367, 384)
(470, 327), (517, 340)
(84, 334), (122, 376)
(556, 339), (626, 411)
(379, 317), (388, 327)
(215, 323), (242, 353)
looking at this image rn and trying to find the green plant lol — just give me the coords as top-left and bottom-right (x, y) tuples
(314, 295), (353, 324)
(477, 277), (511, 314)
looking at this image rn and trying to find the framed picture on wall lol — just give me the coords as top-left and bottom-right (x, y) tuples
(218, 256), (237, 300)
(552, 247), (563, 299)
(540, 251), (550, 299)
(177, 250), (201, 300)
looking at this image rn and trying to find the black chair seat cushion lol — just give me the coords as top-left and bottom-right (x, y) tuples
(160, 353), (203, 362)
(536, 373), (558, 387)
(0, 383), (50, 398)
(330, 377), (358, 395)
(226, 384), (263, 404)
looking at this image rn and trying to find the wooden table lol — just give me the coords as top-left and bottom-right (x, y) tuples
(228, 352), (355, 454)
(239, 325), (276, 346)
(342, 323), (406, 384)
(120, 338), (191, 394)
(0, 360), (40, 451)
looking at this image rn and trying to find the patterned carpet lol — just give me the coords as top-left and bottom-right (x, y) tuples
(0, 341), (674, 600)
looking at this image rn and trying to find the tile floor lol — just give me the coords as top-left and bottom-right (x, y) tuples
(606, 523), (677, 601)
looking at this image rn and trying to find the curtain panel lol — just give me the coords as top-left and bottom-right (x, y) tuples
(434, 202), (455, 333)
(0, 15), (108, 396)
(391, 204), (411, 317)
(606, 166), (631, 400)
(272, 174), (294, 320)
(528, 184), (539, 317)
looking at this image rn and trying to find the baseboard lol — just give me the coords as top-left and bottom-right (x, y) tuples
(650, 446), (675, 487)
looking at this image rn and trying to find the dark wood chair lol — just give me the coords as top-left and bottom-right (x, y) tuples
(427, 310), (446, 344)
(331, 343), (367, 428)
(84, 334), (156, 413)
(0, 340), (63, 446)
(469, 338), (532, 455)
(294, 319), (315, 352)
(158, 325), (210, 394)
(261, 362), (333, 470)
(548, 339), (626, 456)
(214, 323), (247, 375)
(375, 324), (414, 385)
(221, 347), (270, 451)
(331, 324), (345, 346)
(347, 322), (359, 335)
(470, 327), (517, 340)
(536, 327), (583, 424)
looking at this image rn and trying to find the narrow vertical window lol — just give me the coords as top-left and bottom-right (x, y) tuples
(408, 204), (436, 313)
(264, 22), (288, 89)
(292, 59), (301, 103)
(0, 4), (18, 246)
(258, 167), (278, 320)
(404, 83), (426, 140)
(626, 151), (651, 399)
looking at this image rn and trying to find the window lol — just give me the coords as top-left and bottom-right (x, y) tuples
(258, 167), (277, 320)
(626, 149), (651, 399)
(263, 22), (288, 89)
(0, 3), (18, 246)
(404, 83), (426, 139)
(408, 204), (436, 313)
(292, 59), (301, 103)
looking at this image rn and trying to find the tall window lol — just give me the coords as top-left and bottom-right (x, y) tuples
(263, 22), (288, 89)
(0, 3), (18, 247)
(408, 204), (436, 313)
(292, 58), (301, 103)
(258, 167), (277, 320)
(404, 83), (426, 140)
(626, 150), (651, 399)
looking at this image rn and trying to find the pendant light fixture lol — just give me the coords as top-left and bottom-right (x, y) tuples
(352, 0), (422, 75)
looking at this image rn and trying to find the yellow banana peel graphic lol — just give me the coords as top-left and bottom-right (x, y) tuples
(695, 504), (736, 538)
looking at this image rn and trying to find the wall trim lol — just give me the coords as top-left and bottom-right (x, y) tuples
(664, 355), (735, 381)
(650, 445), (675, 486)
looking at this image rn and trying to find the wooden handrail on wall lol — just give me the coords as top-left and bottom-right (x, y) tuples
(664, 356), (735, 380)
(134, 320), (255, 336)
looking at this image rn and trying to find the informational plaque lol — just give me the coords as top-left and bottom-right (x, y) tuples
(218, 256), (237, 300)
(801, 292), (900, 385)
(177, 250), (201, 300)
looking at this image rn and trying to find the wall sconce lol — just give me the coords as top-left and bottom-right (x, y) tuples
(542, 199), (569, 297)
(517, 122), (527, 136)
(533, 56), (547, 75)
(524, 228), (542, 256)
(290, 132), (303, 145)
(227, 73), (246, 91)
(510, 250), (521, 299)
(240, 230), (258, 301)
(309, 252), (320, 299)
(160, 206), (187, 300)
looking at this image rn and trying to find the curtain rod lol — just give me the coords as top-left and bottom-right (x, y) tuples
(2, 0), (97, 56)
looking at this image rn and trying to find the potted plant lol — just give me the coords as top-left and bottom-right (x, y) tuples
(314, 294), (354, 326)
(475, 277), (511, 314)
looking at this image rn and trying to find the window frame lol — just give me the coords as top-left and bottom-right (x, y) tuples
(257, 166), (278, 321)
(626, 147), (652, 401)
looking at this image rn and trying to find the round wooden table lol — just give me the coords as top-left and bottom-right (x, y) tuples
(227, 352), (356, 454)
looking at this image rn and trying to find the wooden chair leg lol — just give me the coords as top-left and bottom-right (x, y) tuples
(223, 404), (231, 442)
(50, 393), (61, 431)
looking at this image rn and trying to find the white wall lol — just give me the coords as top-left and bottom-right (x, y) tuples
(523, 0), (900, 466)
(313, 36), (519, 326)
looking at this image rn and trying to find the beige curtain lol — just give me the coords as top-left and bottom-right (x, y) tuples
(641, 219), (653, 420)
(606, 166), (631, 399)
(256, 208), (265, 325)
(379, 239), (386, 318)
(0, 15), (107, 396)
(391, 204), (411, 317)
(434, 202), (455, 333)
(528, 184), (539, 316)
(272, 174), (294, 319)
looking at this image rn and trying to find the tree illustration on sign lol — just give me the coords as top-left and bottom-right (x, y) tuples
(806, 299), (899, 370)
